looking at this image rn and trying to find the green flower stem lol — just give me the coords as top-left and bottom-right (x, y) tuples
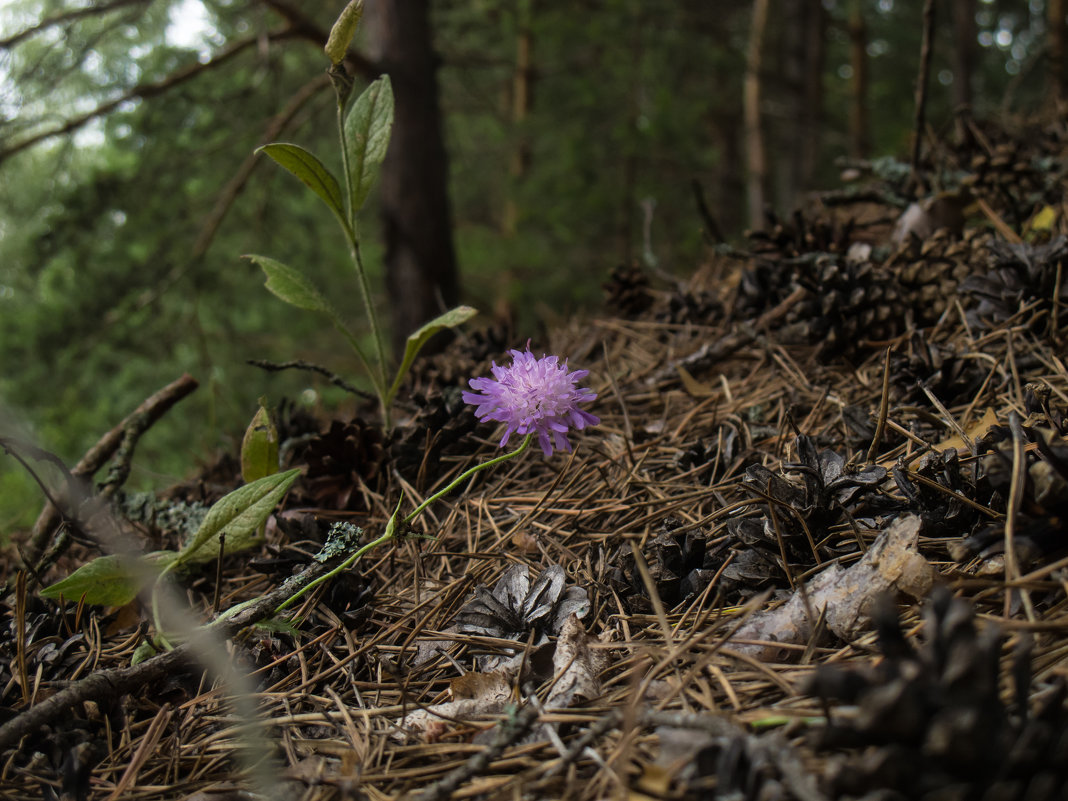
(272, 433), (534, 616)
(349, 238), (391, 409)
(332, 74), (391, 426)
(331, 317), (384, 401)
(403, 433), (533, 523)
(274, 527), (392, 615)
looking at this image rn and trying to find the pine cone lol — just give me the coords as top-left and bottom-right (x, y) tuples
(389, 386), (481, 488)
(961, 236), (1068, 333)
(786, 256), (909, 354)
(301, 417), (388, 511)
(454, 563), (590, 671)
(888, 333), (987, 407)
(809, 589), (1068, 798)
(603, 263), (654, 316)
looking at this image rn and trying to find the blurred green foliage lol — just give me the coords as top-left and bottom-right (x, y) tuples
(0, 0), (1055, 533)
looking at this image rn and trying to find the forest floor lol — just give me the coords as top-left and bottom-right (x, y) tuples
(3, 115), (1068, 800)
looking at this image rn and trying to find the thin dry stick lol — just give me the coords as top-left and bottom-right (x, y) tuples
(866, 346), (893, 462)
(1005, 413), (1037, 623)
(14, 573), (28, 707)
(1053, 260), (1063, 341)
(923, 385), (974, 453)
(765, 498), (797, 591)
(628, 541), (673, 643)
(410, 702), (541, 801)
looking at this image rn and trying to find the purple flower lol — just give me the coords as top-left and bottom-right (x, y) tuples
(463, 345), (600, 456)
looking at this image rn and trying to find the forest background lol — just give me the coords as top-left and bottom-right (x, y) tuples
(0, 0), (1057, 532)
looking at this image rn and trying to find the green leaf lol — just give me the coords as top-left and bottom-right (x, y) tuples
(131, 639), (161, 665)
(254, 617), (302, 637)
(246, 254), (376, 384)
(386, 305), (478, 404)
(41, 550), (178, 607)
(343, 75), (393, 217)
(241, 397), (278, 484)
(257, 143), (348, 232)
(174, 469), (300, 569)
(246, 254), (334, 314)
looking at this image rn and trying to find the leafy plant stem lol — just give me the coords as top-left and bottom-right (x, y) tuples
(149, 584), (175, 653)
(332, 73), (391, 424)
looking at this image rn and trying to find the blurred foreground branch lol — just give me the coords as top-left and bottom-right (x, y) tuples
(16, 373), (199, 587)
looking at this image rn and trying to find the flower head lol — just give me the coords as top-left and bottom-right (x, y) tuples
(463, 345), (599, 456)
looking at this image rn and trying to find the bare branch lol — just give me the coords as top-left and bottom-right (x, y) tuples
(190, 73), (332, 259)
(0, 0), (152, 50)
(0, 553), (335, 753)
(18, 373), (199, 581)
(0, 28), (297, 166)
(125, 73), (333, 313)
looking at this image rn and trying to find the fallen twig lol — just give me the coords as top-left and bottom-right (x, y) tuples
(409, 701), (541, 801)
(0, 554), (333, 753)
(14, 375), (198, 589)
(16, 373), (199, 587)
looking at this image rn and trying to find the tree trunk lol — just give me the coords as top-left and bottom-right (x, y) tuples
(802, 0), (826, 189)
(1050, 0), (1066, 103)
(785, 0), (826, 203)
(365, 0), (459, 358)
(847, 0), (870, 159)
(950, 0), (976, 111)
(744, 0), (769, 229)
(503, 0), (532, 236)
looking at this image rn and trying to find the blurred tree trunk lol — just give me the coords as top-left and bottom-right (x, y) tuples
(848, 0), (870, 159)
(503, 0), (533, 235)
(1049, 0), (1066, 103)
(365, 0), (459, 358)
(744, 0), (769, 228)
(950, 0), (976, 113)
(784, 0), (826, 204)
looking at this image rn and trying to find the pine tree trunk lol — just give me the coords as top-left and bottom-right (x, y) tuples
(787, 0), (826, 200)
(365, 0), (460, 358)
(848, 0), (870, 159)
(744, 0), (769, 228)
(951, 0), (976, 111)
(503, 0), (533, 235)
(1050, 0), (1066, 103)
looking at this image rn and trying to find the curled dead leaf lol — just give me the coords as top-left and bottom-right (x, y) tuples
(730, 515), (935, 660)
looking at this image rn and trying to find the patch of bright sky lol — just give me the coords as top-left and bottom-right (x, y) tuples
(167, 0), (218, 63)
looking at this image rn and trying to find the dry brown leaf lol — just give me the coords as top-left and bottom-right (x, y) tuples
(881, 408), (1000, 470)
(450, 669), (512, 700)
(731, 515), (935, 660)
(545, 614), (603, 708)
(928, 407), (999, 458)
(392, 669), (513, 740)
